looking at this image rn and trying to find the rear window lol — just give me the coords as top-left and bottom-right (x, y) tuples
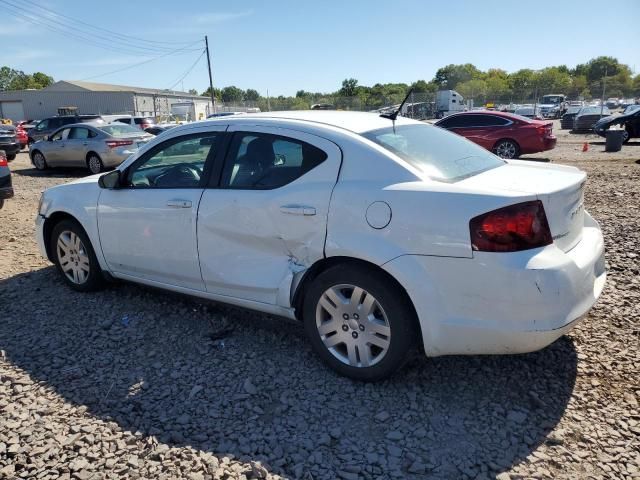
(134, 118), (154, 125)
(362, 124), (505, 182)
(98, 124), (142, 137)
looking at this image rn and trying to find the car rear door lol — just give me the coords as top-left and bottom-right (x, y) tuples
(197, 126), (342, 307)
(97, 126), (227, 291)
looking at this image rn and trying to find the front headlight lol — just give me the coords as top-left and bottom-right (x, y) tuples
(38, 193), (49, 216)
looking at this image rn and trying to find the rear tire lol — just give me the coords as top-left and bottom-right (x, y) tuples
(7, 153), (16, 161)
(50, 220), (104, 292)
(303, 264), (417, 381)
(493, 139), (520, 159)
(622, 129), (631, 144)
(87, 153), (103, 174)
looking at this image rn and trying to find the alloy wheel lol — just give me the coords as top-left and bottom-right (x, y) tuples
(315, 284), (391, 368)
(495, 141), (517, 159)
(88, 156), (102, 174)
(33, 152), (46, 170)
(56, 230), (90, 285)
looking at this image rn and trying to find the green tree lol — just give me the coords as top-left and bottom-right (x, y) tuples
(188, 89), (198, 95)
(221, 86), (244, 103)
(434, 63), (482, 89)
(201, 87), (221, 100)
(340, 78), (358, 97)
(509, 69), (536, 100)
(244, 89), (261, 101)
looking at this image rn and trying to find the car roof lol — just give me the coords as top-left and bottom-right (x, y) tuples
(201, 110), (418, 134)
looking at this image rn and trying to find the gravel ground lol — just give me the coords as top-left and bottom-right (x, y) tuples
(1, 126), (639, 479)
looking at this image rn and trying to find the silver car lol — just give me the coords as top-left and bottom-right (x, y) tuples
(29, 123), (153, 174)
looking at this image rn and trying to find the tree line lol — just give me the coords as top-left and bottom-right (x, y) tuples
(203, 56), (640, 110)
(2, 56), (638, 111)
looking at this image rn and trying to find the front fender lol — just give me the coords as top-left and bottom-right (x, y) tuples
(40, 180), (108, 270)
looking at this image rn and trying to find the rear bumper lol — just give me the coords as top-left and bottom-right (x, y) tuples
(383, 211), (606, 356)
(0, 142), (20, 156)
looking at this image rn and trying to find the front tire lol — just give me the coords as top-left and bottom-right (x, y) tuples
(494, 139), (520, 159)
(50, 220), (104, 292)
(32, 150), (48, 170)
(622, 129), (631, 144)
(303, 264), (417, 381)
(87, 153), (104, 174)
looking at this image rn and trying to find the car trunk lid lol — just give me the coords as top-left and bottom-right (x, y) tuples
(460, 161), (586, 252)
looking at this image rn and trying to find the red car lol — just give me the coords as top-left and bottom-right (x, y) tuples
(15, 122), (28, 149)
(434, 111), (556, 159)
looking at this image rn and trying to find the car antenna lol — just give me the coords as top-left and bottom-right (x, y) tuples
(380, 87), (414, 122)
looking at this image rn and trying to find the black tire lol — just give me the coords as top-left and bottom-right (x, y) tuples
(0, 199), (4, 209)
(32, 150), (48, 170)
(7, 153), (16, 161)
(303, 264), (417, 381)
(50, 219), (104, 292)
(493, 139), (520, 159)
(623, 129), (631, 144)
(87, 153), (103, 174)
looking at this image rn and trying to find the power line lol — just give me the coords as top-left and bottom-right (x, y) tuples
(24, 0), (198, 49)
(0, 0), (201, 56)
(80, 41), (204, 81)
(167, 49), (206, 91)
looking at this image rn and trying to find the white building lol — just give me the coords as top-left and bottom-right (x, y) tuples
(0, 80), (213, 122)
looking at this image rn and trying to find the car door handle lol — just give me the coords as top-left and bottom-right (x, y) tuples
(167, 199), (192, 208)
(280, 205), (316, 216)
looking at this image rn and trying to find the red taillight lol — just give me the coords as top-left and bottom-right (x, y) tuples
(537, 124), (553, 137)
(470, 200), (552, 252)
(0, 153), (7, 167)
(105, 139), (133, 148)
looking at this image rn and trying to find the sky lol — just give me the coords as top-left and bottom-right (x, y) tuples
(1, 0), (638, 96)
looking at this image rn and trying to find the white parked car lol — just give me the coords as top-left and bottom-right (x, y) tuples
(36, 111), (606, 380)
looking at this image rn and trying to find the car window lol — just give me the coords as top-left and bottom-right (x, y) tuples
(222, 133), (327, 189)
(363, 123), (505, 182)
(68, 127), (90, 140)
(35, 120), (48, 131)
(61, 118), (76, 126)
(99, 124), (142, 137)
(473, 115), (510, 127)
(127, 133), (218, 189)
(437, 115), (469, 128)
(51, 128), (69, 141)
(115, 118), (131, 124)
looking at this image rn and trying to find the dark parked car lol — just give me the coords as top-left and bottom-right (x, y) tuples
(0, 124), (20, 160)
(572, 106), (611, 133)
(560, 106), (583, 129)
(434, 111), (556, 159)
(593, 109), (640, 143)
(29, 115), (104, 143)
(0, 150), (14, 209)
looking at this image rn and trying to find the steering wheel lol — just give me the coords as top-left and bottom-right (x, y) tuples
(154, 164), (201, 187)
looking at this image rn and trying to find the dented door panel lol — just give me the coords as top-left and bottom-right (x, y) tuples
(197, 127), (342, 306)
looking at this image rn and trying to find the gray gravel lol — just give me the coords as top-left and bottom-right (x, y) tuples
(1, 131), (639, 480)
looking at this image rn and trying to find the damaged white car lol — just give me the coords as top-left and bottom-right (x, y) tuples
(36, 111), (606, 381)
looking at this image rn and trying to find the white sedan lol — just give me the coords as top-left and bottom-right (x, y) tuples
(36, 111), (606, 381)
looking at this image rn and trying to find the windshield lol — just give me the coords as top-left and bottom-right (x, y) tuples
(541, 96), (562, 104)
(99, 124), (142, 137)
(566, 106), (582, 114)
(579, 106), (611, 116)
(362, 124), (505, 182)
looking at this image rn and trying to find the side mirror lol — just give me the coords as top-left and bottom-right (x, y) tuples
(98, 170), (121, 189)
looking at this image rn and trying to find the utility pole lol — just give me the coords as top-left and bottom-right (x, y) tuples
(600, 66), (607, 116)
(205, 35), (215, 114)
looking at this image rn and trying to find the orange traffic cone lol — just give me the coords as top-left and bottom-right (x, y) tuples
(582, 142), (589, 152)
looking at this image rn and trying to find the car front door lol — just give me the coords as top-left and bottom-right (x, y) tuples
(97, 127), (226, 291)
(44, 128), (71, 166)
(197, 126), (342, 307)
(64, 127), (93, 166)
